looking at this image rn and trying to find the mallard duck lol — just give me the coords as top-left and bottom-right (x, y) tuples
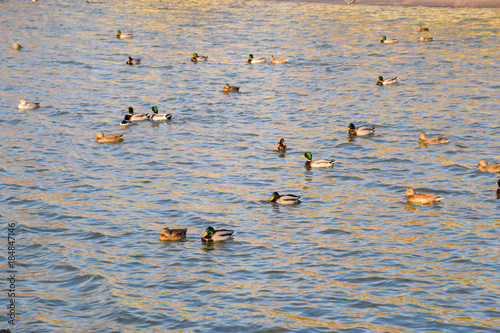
(302, 152), (336, 169)
(159, 228), (187, 241)
(497, 179), (500, 196)
(95, 132), (124, 143)
(126, 107), (150, 121)
(223, 83), (239, 92)
(418, 133), (450, 144)
(191, 53), (208, 62)
(126, 56), (141, 65)
(150, 106), (172, 121)
(201, 226), (234, 242)
(419, 36), (434, 42)
(274, 138), (286, 150)
(404, 188), (444, 205)
(417, 26), (429, 32)
(380, 36), (398, 43)
(478, 159), (500, 173)
(115, 30), (134, 38)
(13, 43), (22, 50)
(269, 192), (301, 205)
(248, 54), (266, 64)
(120, 114), (133, 127)
(347, 123), (375, 136)
(377, 76), (398, 85)
(18, 100), (40, 109)
(270, 55), (288, 64)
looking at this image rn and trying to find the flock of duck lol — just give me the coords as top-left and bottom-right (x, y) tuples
(14, 24), (499, 244)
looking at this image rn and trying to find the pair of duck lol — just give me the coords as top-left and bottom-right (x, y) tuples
(121, 106), (172, 127)
(159, 226), (234, 242)
(273, 138), (336, 168)
(248, 54), (288, 64)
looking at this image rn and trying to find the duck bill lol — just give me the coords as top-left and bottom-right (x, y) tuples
(202, 232), (208, 238)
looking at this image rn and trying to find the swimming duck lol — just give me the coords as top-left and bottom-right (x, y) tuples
(302, 152), (336, 169)
(95, 132), (124, 143)
(269, 192), (301, 205)
(223, 83), (240, 92)
(126, 56), (141, 65)
(159, 228), (187, 241)
(115, 30), (134, 38)
(274, 138), (286, 150)
(13, 43), (22, 50)
(478, 159), (500, 173)
(150, 106), (172, 121)
(191, 53), (208, 62)
(18, 100), (40, 109)
(419, 36), (434, 42)
(201, 226), (234, 242)
(377, 76), (398, 85)
(248, 54), (266, 64)
(126, 107), (150, 121)
(347, 123), (375, 136)
(418, 133), (450, 144)
(380, 36), (398, 43)
(120, 114), (133, 127)
(270, 55), (288, 64)
(417, 26), (429, 32)
(404, 188), (444, 205)
(497, 179), (500, 196)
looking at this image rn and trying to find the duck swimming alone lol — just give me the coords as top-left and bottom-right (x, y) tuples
(115, 30), (134, 38)
(418, 133), (450, 144)
(380, 36), (398, 43)
(347, 123), (375, 136)
(95, 132), (124, 143)
(18, 100), (40, 109)
(302, 152), (336, 169)
(417, 26), (429, 32)
(419, 36), (434, 42)
(269, 192), (301, 205)
(191, 53), (208, 62)
(377, 76), (398, 85)
(274, 138), (286, 151)
(159, 228), (187, 241)
(248, 54), (266, 64)
(13, 43), (22, 50)
(270, 55), (288, 64)
(150, 106), (172, 121)
(201, 226), (234, 242)
(478, 159), (500, 173)
(404, 188), (444, 205)
(223, 83), (239, 92)
(126, 107), (150, 121)
(126, 56), (141, 65)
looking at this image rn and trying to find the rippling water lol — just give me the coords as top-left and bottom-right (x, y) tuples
(1, 0), (499, 331)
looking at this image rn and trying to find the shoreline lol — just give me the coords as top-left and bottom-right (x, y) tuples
(270, 0), (500, 8)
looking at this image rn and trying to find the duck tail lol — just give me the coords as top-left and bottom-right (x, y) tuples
(166, 114), (172, 120)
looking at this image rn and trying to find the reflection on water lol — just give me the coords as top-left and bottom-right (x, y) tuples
(1, 0), (500, 331)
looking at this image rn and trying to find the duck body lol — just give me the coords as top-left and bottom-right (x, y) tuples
(419, 36), (434, 42)
(201, 226), (234, 242)
(404, 188), (444, 205)
(126, 107), (150, 121)
(120, 115), (133, 127)
(150, 106), (172, 121)
(159, 228), (187, 241)
(223, 83), (239, 92)
(126, 57), (141, 65)
(18, 100), (40, 109)
(269, 192), (301, 205)
(377, 76), (398, 85)
(478, 159), (500, 173)
(191, 53), (208, 62)
(13, 43), (22, 50)
(347, 123), (375, 136)
(380, 36), (398, 43)
(270, 55), (288, 64)
(302, 152), (335, 169)
(248, 54), (266, 64)
(417, 26), (429, 32)
(274, 138), (286, 151)
(418, 133), (449, 144)
(116, 30), (134, 38)
(95, 132), (124, 143)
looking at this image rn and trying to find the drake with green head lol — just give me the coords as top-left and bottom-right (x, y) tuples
(126, 56), (141, 65)
(377, 76), (398, 85)
(248, 54), (266, 64)
(380, 36), (398, 43)
(201, 226), (234, 242)
(191, 53), (208, 62)
(150, 106), (172, 121)
(347, 123), (375, 136)
(269, 192), (301, 205)
(274, 138), (286, 150)
(115, 30), (134, 38)
(126, 107), (150, 121)
(302, 152), (336, 169)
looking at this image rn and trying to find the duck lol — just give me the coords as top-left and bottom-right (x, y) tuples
(269, 192), (301, 205)
(270, 55), (288, 64)
(380, 36), (398, 43)
(115, 30), (134, 38)
(497, 179), (500, 196)
(223, 83), (240, 92)
(150, 106), (172, 121)
(377, 76), (398, 85)
(417, 26), (429, 32)
(347, 123), (375, 136)
(18, 100), (40, 109)
(418, 133), (450, 144)
(13, 43), (22, 50)
(201, 226), (234, 242)
(404, 188), (444, 205)
(95, 132), (124, 143)
(120, 114), (133, 127)
(248, 54), (266, 64)
(126, 56), (141, 65)
(274, 138), (286, 150)
(125, 107), (150, 121)
(191, 53), (208, 62)
(419, 36), (434, 42)
(159, 228), (187, 241)
(478, 159), (500, 173)
(302, 152), (336, 169)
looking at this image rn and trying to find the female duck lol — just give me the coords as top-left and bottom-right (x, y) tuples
(201, 226), (234, 242)
(18, 99), (40, 109)
(191, 53), (208, 62)
(377, 76), (398, 85)
(270, 55), (288, 64)
(302, 152), (336, 169)
(150, 106), (172, 121)
(274, 138), (286, 151)
(127, 56), (141, 65)
(159, 228), (187, 241)
(478, 159), (500, 173)
(380, 36), (398, 43)
(269, 192), (301, 205)
(115, 30), (134, 38)
(95, 132), (124, 143)
(126, 107), (150, 121)
(419, 36), (434, 42)
(418, 133), (449, 144)
(248, 54), (266, 64)
(404, 188), (444, 205)
(417, 26), (429, 32)
(347, 123), (375, 136)
(223, 83), (239, 92)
